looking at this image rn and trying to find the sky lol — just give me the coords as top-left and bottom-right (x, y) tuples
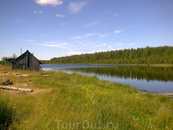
(0, 0), (173, 60)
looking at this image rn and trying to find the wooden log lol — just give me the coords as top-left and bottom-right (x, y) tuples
(18, 88), (33, 92)
(0, 79), (12, 85)
(0, 86), (33, 92)
(0, 86), (18, 90)
(16, 74), (28, 77)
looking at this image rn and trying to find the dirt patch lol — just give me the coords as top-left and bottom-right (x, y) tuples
(40, 74), (52, 78)
(13, 83), (32, 88)
(0, 72), (12, 76)
(0, 71), (29, 77)
(0, 82), (55, 95)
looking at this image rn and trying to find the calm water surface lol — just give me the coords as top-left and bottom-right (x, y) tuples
(41, 64), (173, 93)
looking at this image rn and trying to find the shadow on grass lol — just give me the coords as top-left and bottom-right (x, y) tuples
(0, 100), (13, 130)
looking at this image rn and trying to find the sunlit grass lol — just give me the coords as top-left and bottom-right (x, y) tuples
(0, 65), (173, 130)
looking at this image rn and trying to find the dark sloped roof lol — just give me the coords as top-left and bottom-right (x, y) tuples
(11, 50), (42, 64)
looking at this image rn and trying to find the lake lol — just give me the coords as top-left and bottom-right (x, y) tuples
(41, 64), (173, 93)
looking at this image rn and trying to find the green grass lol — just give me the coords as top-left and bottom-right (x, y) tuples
(0, 65), (173, 130)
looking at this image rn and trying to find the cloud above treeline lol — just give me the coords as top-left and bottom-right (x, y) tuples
(72, 33), (108, 40)
(67, 50), (93, 55)
(35, 0), (63, 6)
(37, 42), (69, 48)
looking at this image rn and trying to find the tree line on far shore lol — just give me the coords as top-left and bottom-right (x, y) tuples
(42, 46), (173, 64)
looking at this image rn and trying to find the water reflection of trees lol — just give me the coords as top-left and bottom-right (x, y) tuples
(64, 67), (173, 82)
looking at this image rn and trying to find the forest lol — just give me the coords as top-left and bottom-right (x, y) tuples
(46, 46), (173, 64)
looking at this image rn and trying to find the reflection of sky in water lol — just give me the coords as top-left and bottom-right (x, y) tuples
(42, 66), (173, 93)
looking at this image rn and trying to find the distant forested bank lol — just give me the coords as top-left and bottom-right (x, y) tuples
(42, 46), (173, 64)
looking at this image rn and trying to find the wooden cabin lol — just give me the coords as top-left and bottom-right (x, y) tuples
(11, 50), (42, 71)
(3, 57), (15, 66)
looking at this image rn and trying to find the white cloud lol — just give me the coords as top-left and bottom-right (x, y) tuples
(61, 23), (67, 25)
(69, 2), (87, 13)
(33, 10), (43, 14)
(84, 22), (98, 27)
(67, 50), (92, 55)
(116, 43), (124, 46)
(56, 14), (65, 17)
(15, 19), (27, 22)
(45, 41), (56, 44)
(42, 44), (59, 47)
(39, 11), (43, 14)
(72, 33), (108, 40)
(73, 36), (82, 39)
(50, 51), (58, 53)
(95, 43), (107, 47)
(40, 34), (46, 37)
(112, 13), (118, 17)
(113, 48), (125, 51)
(85, 33), (96, 38)
(108, 46), (112, 49)
(127, 43), (135, 46)
(97, 33), (108, 38)
(60, 43), (68, 46)
(94, 49), (107, 53)
(67, 50), (85, 55)
(18, 39), (34, 42)
(35, 21), (41, 23)
(38, 42), (68, 48)
(24, 39), (34, 42)
(114, 29), (123, 34)
(102, 24), (109, 27)
(35, 0), (63, 6)
(82, 42), (98, 46)
(104, 10), (110, 14)
(72, 33), (96, 39)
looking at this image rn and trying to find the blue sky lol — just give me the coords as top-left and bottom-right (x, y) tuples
(0, 0), (173, 60)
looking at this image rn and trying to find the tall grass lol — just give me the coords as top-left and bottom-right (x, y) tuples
(0, 95), (14, 130)
(0, 65), (173, 129)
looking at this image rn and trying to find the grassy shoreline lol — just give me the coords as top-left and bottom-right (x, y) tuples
(0, 65), (173, 130)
